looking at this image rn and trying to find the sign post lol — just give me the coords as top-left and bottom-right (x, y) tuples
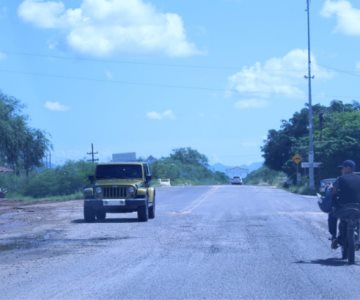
(292, 154), (302, 185)
(301, 162), (322, 168)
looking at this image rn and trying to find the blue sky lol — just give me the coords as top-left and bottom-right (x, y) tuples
(1, 0), (360, 166)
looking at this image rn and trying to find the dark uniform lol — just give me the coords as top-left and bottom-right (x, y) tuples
(334, 173), (360, 206)
(330, 172), (360, 244)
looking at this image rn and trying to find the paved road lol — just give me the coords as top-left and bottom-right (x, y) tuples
(0, 185), (360, 299)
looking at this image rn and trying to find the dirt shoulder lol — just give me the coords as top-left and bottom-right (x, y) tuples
(0, 199), (83, 239)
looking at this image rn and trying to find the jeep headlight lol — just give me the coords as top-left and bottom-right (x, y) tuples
(94, 186), (102, 198)
(83, 188), (94, 199)
(127, 186), (136, 198)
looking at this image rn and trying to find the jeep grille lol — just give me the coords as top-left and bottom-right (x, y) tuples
(102, 186), (127, 198)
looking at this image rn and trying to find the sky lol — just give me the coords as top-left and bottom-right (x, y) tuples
(1, 0), (360, 166)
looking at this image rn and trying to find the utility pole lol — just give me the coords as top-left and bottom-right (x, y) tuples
(305, 0), (315, 191)
(87, 143), (99, 163)
(44, 152), (52, 168)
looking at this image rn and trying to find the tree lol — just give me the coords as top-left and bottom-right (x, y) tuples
(170, 147), (209, 167)
(316, 111), (360, 177)
(245, 166), (285, 186)
(151, 148), (227, 185)
(22, 128), (50, 176)
(262, 100), (360, 181)
(262, 129), (292, 172)
(23, 160), (95, 198)
(0, 91), (51, 174)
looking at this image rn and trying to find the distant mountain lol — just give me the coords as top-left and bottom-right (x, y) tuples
(210, 162), (263, 178)
(210, 163), (232, 173)
(247, 162), (263, 172)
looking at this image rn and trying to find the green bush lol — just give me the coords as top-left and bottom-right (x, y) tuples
(287, 184), (316, 195)
(1, 147), (229, 200)
(0, 173), (27, 195)
(245, 166), (285, 186)
(2, 160), (95, 199)
(151, 149), (228, 186)
(24, 160), (95, 198)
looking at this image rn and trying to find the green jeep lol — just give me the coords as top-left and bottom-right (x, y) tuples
(83, 162), (155, 222)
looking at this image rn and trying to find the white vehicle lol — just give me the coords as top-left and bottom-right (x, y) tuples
(0, 187), (7, 198)
(159, 178), (171, 186)
(230, 176), (243, 185)
(319, 178), (336, 195)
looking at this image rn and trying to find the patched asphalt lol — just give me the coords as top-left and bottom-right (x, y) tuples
(0, 185), (359, 299)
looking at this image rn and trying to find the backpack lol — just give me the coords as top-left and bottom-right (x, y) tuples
(318, 186), (333, 213)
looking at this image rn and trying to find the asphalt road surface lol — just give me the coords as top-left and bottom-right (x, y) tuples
(0, 185), (360, 300)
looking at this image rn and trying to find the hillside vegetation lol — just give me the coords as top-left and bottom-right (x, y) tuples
(0, 92), (228, 200)
(0, 91), (50, 176)
(244, 166), (285, 186)
(261, 100), (360, 187)
(151, 147), (229, 186)
(1, 148), (228, 200)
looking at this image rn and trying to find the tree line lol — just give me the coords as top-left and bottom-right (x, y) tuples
(0, 90), (228, 198)
(0, 91), (50, 175)
(1, 148), (228, 199)
(261, 100), (360, 184)
(151, 147), (228, 186)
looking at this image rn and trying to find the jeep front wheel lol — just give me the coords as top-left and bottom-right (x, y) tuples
(96, 211), (106, 221)
(138, 202), (149, 222)
(148, 198), (155, 219)
(84, 206), (96, 223)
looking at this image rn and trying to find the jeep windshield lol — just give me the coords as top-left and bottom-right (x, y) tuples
(95, 165), (142, 180)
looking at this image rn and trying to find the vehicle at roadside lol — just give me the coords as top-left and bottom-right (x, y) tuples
(230, 176), (243, 185)
(319, 178), (336, 195)
(0, 167), (13, 199)
(159, 178), (171, 186)
(0, 187), (7, 198)
(83, 162), (155, 222)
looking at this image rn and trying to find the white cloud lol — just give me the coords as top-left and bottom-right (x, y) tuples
(18, 0), (200, 57)
(44, 101), (70, 112)
(146, 109), (175, 120)
(18, 0), (65, 28)
(227, 49), (332, 99)
(234, 99), (268, 110)
(321, 0), (360, 36)
(356, 61), (360, 70)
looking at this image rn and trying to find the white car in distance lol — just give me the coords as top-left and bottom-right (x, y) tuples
(230, 176), (243, 185)
(159, 178), (171, 186)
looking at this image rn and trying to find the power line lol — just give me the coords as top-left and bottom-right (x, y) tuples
(2, 67), (360, 98)
(7, 50), (360, 76)
(2, 50), (240, 71)
(0, 68), (230, 92)
(318, 64), (360, 78)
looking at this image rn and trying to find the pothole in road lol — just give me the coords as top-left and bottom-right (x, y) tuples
(209, 245), (222, 254)
(0, 230), (134, 254)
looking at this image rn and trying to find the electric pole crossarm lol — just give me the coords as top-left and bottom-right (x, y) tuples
(87, 143), (99, 163)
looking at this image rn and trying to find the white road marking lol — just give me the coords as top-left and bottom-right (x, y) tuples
(179, 186), (221, 214)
